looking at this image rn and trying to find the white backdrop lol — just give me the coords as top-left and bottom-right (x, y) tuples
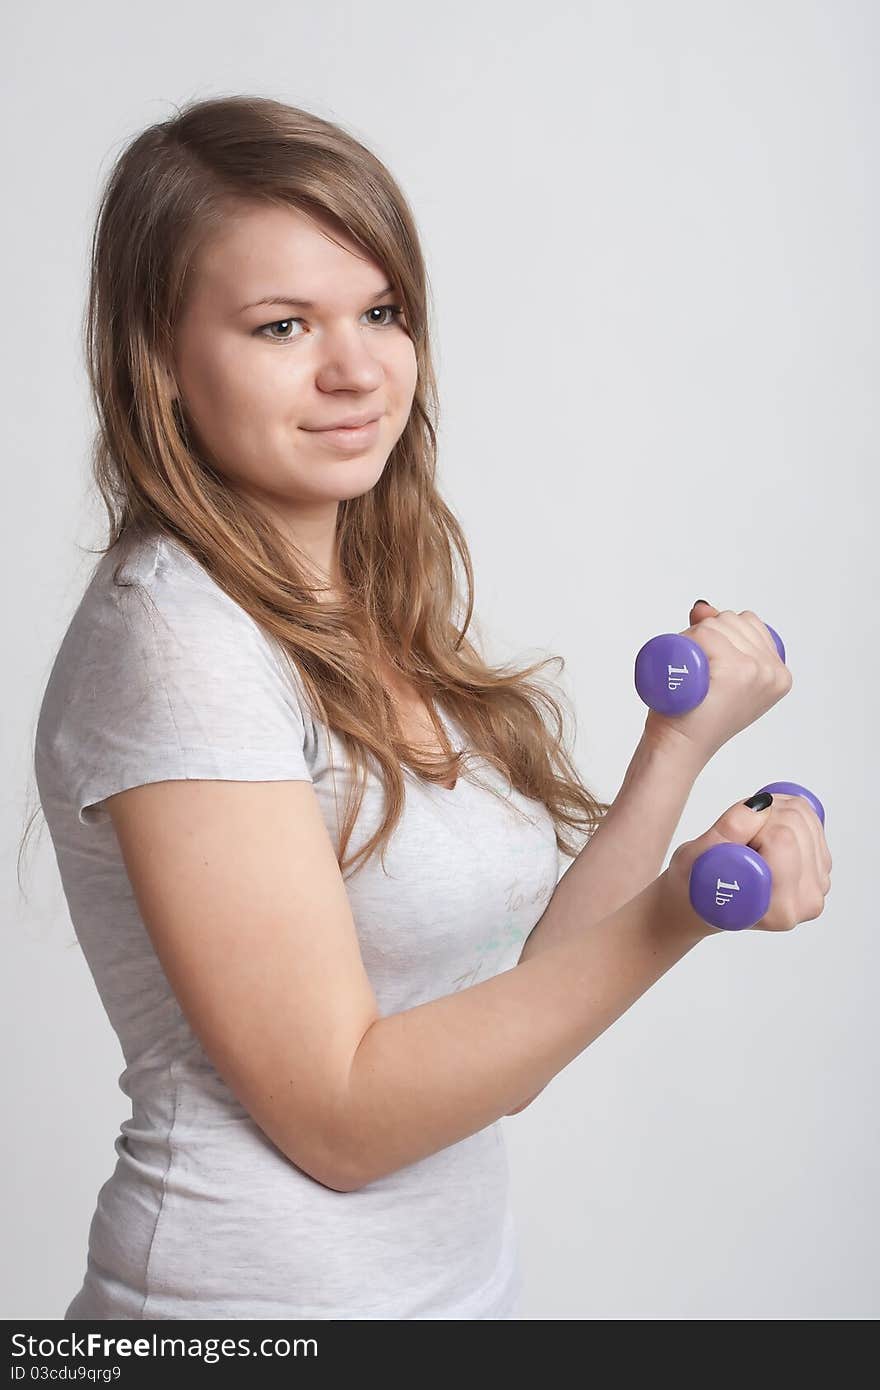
(4, 0), (876, 1320)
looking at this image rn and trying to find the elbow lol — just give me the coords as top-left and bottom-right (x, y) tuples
(311, 1108), (369, 1193)
(294, 1147), (362, 1193)
(321, 1168), (362, 1194)
(314, 1035), (385, 1192)
(327, 1134), (373, 1192)
(318, 1132), (376, 1193)
(282, 1117), (365, 1194)
(323, 1151), (364, 1193)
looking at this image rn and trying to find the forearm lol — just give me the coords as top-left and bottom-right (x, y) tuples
(340, 871), (709, 1189)
(519, 733), (705, 964)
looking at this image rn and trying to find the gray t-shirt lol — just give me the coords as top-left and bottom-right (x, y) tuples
(34, 532), (561, 1320)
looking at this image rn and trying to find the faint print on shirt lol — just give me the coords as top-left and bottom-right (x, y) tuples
(450, 874), (556, 992)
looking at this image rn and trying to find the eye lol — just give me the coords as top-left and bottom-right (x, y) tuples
(256, 303), (407, 343)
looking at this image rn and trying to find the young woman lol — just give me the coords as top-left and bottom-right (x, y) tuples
(32, 95), (830, 1321)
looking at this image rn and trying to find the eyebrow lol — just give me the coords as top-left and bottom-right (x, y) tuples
(238, 283), (396, 313)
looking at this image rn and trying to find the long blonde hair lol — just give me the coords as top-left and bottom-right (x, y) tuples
(21, 94), (610, 885)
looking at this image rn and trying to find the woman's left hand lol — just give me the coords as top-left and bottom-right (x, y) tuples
(641, 600), (793, 767)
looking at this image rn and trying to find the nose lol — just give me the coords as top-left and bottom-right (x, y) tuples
(313, 326), (386, 392)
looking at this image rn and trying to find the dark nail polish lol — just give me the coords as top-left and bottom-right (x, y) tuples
(744, 792), (774, 811)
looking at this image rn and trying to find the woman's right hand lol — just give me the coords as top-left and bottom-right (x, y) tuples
(664, 791), (833, 935)
(641, 604), (793, 768)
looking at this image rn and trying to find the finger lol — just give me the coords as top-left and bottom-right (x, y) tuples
(686, 619), (754, 668)
(690, 600), (720, 623)
(692, 611), (767, 665)
(714, 610), (773, 663)
(793, 795), (831, 885)
(798, 798), (832, 887)
(773, 794), (829, 900)
(748, 812), (806, 930)
(737, 609), (785, 662)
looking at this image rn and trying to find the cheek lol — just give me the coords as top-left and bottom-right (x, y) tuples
(394, 338), (419, 401)
(184, 343), (297, 445)
(177, 355), (273, 471)
(213, 341), (282, 407)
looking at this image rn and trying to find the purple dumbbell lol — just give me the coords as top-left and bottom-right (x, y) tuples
(688, 782), (826, 930)
(634, 624), (786, 714)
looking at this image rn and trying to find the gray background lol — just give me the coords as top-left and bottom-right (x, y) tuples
(4, 0), (876, 1320)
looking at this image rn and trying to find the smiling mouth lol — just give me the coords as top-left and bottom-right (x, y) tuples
(303, 418), (382, 448)
(305, 414), (382, 432)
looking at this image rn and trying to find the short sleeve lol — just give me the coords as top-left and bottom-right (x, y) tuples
(61, 570), (314, 826)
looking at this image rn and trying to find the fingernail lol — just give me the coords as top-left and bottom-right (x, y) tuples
(694, 599), (711, 607)
(744, 792), (773, 811)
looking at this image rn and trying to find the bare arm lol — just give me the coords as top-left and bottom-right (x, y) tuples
(520, 733), (705, 963)
(340, 869), (710, 1189)
(504, 733), (704, 1115)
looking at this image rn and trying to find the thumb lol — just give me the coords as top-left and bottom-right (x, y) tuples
(669, 791), (775, 900)
(690, 598), (720, 622)
(700, 791), (774, 854)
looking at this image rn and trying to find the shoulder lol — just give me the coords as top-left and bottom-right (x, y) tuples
(98, 533), (302, 692)
(35, 532), (317, 824)
(109, 533), (261, 632)
(40, 529), (314, 730)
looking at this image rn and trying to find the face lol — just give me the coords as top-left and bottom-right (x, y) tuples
(170, 201), (418, 585)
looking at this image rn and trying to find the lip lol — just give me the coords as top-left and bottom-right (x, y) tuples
(304, 417), (382, 450)
(307, 413), (382, 431)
